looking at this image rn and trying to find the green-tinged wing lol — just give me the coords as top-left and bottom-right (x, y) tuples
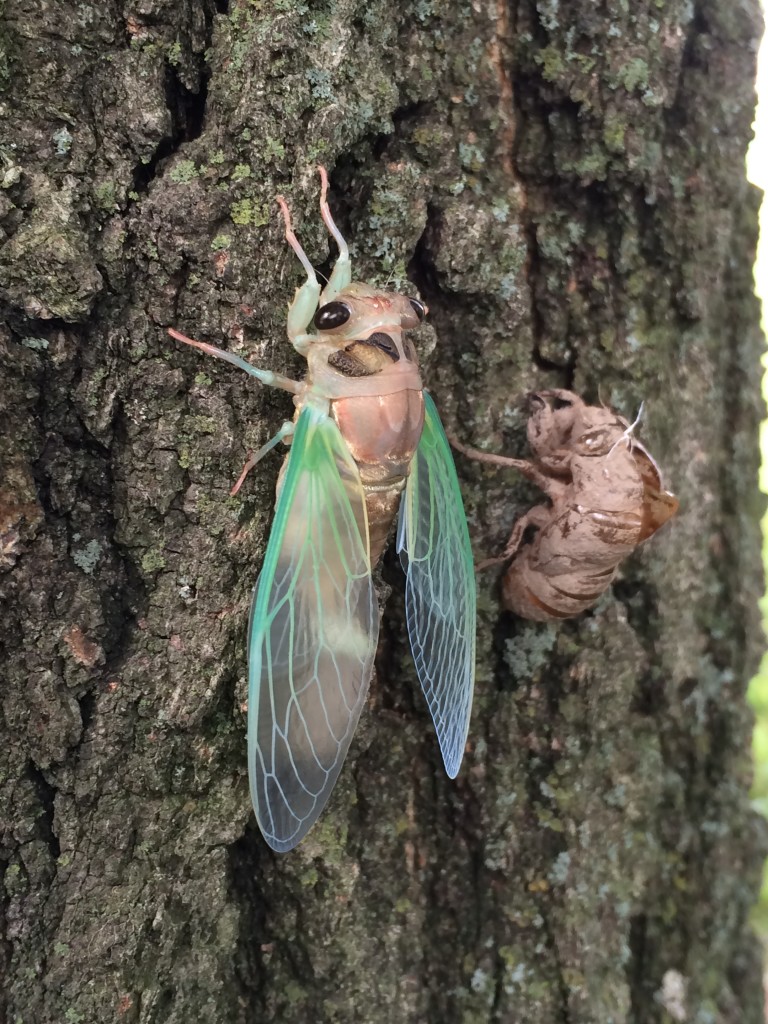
(397, 393), (476, 777)
(248, 404), (378, 852)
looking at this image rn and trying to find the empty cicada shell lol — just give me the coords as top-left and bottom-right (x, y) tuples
(452, 389), (679, 621)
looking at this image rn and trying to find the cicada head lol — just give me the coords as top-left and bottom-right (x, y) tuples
(316, 284), (426, 333)
(527, 389), (629, 458)
(277, 170), (427, 399)
(314, 283), (425, 361)
(307, 283), (427, 396)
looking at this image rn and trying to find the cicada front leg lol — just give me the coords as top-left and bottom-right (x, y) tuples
(317, 164), (351, 303)
(276, 165), (353, 353)
(275, 194), (322, 355)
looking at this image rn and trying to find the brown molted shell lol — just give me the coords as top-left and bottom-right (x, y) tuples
(454, 390), (678, 621)
(502, 391), (679, 620)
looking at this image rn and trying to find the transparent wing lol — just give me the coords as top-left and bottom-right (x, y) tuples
(397, 392), (476, 777)
(248, 404), (378, 852)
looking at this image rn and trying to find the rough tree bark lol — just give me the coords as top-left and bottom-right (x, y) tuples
(0, 0), (765, 1021)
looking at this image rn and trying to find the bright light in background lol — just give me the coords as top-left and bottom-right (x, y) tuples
(748, 0), (768, 255)
(748, 0), (768, 654)
(746, 1), (768, 944)
(748, 1), (768, 192)
(747, 0), (768, 492)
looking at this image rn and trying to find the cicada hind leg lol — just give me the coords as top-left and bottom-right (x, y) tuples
(230, 421), (295, 496)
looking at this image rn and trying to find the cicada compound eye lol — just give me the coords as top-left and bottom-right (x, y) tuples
(409, 298), (427, 321)
(315, 301), (352, 330)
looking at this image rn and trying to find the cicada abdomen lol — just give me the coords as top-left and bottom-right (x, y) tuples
(169, 168), (475, 850)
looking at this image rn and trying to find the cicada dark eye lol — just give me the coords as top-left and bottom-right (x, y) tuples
(315, 301), (352, 330)
(409, 298), (426, 321)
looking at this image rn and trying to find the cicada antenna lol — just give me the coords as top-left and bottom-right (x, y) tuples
(383, 267), (400, 291)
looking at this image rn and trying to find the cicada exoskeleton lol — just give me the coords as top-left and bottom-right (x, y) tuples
(452, 389), (678, 621)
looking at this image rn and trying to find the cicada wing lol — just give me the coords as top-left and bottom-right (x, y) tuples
(248, 405), (378, 852)
(397, 392), (476, 778)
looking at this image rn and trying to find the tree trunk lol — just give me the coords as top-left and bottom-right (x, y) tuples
(1, 0), (765, 1021)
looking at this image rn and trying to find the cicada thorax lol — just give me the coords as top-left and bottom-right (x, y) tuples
(305, 282), (426, 564)
(332, 389), (425, 565)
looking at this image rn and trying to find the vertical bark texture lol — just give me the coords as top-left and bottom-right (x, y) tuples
(0, 0), (765, 1021)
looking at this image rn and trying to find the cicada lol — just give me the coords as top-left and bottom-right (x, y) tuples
(169, 168), (476, 851)
(452, 389), (678, 620)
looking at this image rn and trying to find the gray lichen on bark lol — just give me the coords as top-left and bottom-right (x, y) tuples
(0, 0), (765, 1022)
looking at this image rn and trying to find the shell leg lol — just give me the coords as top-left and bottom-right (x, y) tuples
(477, 504), (551, 572)
(501, 504), (550, 559)
(449, 435), (559, 493)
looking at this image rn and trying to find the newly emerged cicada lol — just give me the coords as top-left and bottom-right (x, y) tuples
(169, 168), (476, 852)
(452, 390), (678, 621)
